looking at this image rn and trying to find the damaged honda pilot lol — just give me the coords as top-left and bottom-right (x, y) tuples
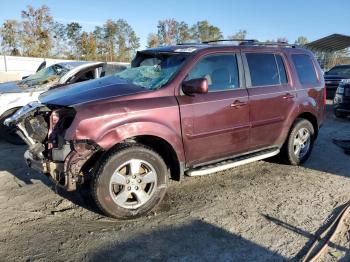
(6, 41), (325, 219)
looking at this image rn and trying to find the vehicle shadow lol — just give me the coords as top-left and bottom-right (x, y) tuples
(0, 139), (102, 215)
(263, 203), (350, 260)
(85, 219), (286, 262)
(303, 104), (350, 178)
(267, 104), (350, 178)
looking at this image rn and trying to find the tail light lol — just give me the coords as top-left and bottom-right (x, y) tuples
(323, 85), (327, 105)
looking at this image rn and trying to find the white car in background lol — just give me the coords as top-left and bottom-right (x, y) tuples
(0, 61), (127, 144)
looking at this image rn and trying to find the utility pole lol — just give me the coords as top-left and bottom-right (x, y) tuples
(4, 54), (7, 72)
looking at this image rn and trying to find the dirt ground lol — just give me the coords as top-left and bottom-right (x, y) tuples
(0, 104), (349, 262)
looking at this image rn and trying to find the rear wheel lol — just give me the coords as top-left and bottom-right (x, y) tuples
(281, 119), (315, 165)
(92, 144), (168, 219)
(0, 110), (25, 145)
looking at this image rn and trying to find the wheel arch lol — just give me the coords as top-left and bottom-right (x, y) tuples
(295, 111), (319, 138)
(0, 106), (21, 120)
(107, 135), (184, 181)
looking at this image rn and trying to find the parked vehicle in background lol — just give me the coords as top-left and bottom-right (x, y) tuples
(333, 79), (350, 118)
(324, 64), (350, 99)
(0, 61), (127, 144)
(6, 40), (325, 219)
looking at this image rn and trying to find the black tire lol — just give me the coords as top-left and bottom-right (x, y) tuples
(280, 118), (315, 165)
(92, 144), (168, 219)
(0, 109), (25, 145)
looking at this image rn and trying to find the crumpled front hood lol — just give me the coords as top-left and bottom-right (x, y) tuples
(0, 81), (23, 94)
(39, 75), (149, 107)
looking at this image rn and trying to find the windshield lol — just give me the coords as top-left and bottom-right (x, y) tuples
(18, 64), (70, 88)
(327, 65), (350, 77)
(114, 53), (188, 90)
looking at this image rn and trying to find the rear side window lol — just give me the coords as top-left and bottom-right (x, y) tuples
(292, 54), (318, 85)
(246, 53), (284, 86)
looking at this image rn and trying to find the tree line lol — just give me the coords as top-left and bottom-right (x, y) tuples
(0, 5), (317, 63)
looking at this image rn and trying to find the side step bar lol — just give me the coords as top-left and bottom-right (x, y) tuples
(186, 148), (280, 177)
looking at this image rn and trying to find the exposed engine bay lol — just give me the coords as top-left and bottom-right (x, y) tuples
(4, 102), (100, 191)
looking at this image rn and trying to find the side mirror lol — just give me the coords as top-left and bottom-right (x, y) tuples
(182, 78), (208, 96)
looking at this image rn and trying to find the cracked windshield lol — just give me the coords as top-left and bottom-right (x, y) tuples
(114, 53), (188, 89)
(18, 64), (69, 88)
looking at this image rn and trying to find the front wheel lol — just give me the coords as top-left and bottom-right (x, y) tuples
(0, 110), (25, 145)
(280, 119), (315, 165)
(92, 144), (168, 219)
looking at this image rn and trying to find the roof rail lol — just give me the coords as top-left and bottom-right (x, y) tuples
(250, 41), (299, 48)
(201, 39), (299, 48)
(202, 39), (258, 44)
(176, 42), (203, 45)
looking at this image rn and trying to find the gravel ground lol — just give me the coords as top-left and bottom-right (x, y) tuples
(0, 104), (349, 262)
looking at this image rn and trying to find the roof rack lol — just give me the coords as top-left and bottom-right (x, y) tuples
(176, 42), (203, 45)
(201, 39), (299, 48)
(202, 39), (258, 44)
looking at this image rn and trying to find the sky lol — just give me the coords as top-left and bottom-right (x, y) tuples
(0, 0), (349, 49)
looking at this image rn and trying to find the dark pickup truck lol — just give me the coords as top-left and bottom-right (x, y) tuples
(5, 40), (325, 219)
(324, 64), (350, 99)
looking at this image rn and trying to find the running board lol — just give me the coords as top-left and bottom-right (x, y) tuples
(186, 148), (280, 177)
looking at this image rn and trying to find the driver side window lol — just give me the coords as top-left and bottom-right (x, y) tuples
(187, 54), (239, 92)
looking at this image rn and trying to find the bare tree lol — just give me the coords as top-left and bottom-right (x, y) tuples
(0, 20), (21, 55)
(228, 29), (247, 40)
(147, 33), (160, 48)
(157, 19), (178, 45)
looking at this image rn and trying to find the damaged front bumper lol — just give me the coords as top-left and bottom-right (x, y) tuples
(24, 141), (99, 191)
(5, 102), (101, 191)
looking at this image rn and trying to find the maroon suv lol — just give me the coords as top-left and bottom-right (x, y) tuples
(6, 41), (325, 219)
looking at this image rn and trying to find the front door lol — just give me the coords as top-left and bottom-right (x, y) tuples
(177, 53), (250, 166)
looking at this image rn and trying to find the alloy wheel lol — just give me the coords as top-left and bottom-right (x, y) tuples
(109, 159), (157, 209)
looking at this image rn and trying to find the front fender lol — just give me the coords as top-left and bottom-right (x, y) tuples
(0, 91), (42, 117)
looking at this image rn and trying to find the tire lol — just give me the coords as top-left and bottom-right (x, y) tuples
(92, 144), (168, 219)
(0, 109), (25, 145)
(280, 118), (315, 165)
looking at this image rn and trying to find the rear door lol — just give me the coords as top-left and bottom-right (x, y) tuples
(177, 52), (250, 166)
(242, 52), (295, 150)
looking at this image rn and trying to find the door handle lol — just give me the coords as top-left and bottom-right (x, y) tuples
(230, 100), (247, 108)
(283, 93), (294, 99)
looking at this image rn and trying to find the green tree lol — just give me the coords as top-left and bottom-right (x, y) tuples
(21, 5), (53, 57)
(157, 19), (178, 45)
(0, 19), (21, 55)
(115, 19), (140, 62)
(190, 20), (222, 42)
(295, 36), (308, 46)
(103, 20), (118, 61)
(66, 22), (82, 58)
(176, 21), (191, 43)
(96, 19), (139, 62)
